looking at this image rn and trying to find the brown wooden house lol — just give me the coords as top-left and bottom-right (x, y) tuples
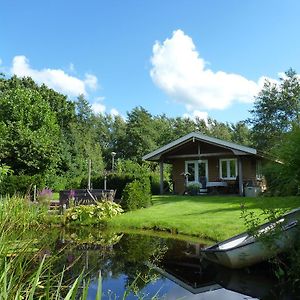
(143, 132), (265, 196)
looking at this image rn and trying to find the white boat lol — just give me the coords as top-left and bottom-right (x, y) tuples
(201, 208), (300, 269)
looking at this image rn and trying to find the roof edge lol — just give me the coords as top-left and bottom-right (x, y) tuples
(143, 132), (257, 161)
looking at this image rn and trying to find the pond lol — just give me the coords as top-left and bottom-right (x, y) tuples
(44, 228), (297, 299)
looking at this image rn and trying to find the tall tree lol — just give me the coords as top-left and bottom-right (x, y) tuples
(124, 107), (157, 162)
(0, 85), (60, 175)
(231, 121), (251, 146)
(248, 69), (300, 151)
(208, 118), (233, 141)
(94, 113), (127, 167)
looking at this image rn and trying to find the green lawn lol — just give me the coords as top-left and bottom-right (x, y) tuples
(107, 195), (300, 242)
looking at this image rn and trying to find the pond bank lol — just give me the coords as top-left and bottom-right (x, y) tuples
(106, 195), (300, 241)
(45, 195), (300, 242)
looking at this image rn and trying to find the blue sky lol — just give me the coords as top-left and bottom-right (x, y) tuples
(1, 0), (300, 123)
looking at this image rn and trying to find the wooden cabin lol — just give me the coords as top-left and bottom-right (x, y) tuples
(143, 132), (265, 196)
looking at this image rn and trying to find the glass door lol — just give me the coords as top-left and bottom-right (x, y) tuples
(185, 160), (208, 184)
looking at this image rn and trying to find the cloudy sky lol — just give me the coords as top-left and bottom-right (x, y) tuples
(1, 1), (300, 123)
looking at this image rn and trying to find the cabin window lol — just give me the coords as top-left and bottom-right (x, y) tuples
(185, 160), (208, 183)
(256, 160), (263, 179)
(187, 162), (195, 182)
(219, 158), (237, 180)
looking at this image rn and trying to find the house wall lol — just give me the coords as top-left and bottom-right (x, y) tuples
(171, 155), (258, 195)
(171, 158), (186, 195)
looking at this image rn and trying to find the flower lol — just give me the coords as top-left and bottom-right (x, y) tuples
(68, 189), (76, 199)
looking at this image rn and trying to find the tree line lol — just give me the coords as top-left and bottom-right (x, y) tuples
(0, 69), (299, 194)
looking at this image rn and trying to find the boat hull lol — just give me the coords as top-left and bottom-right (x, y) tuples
(202, 208), (300, 268)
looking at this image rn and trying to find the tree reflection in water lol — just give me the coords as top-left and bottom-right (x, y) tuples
(51, 228), (298, 299)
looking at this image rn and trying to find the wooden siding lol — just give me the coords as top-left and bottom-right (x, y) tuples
(164, 140), (233, 158)
(172, 155), (258, 195)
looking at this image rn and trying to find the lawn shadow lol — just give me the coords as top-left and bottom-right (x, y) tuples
(153, 195), (300, 216)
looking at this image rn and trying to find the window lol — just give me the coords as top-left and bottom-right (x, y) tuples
(185, 160), (208, 183)
(256, 160), (263, 179)
(219, 158), (237, 180)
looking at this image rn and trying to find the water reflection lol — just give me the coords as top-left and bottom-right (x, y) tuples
(53, 228), (296, 299)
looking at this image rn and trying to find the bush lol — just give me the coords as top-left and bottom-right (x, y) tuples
(186, 183), (201, 195)
(0, 174), (46, 197)
(64, 201), (123, 224)
(0, 164), (12, 183)
(121, 176), (152, 211)
(86, 173), (168, 199)
(263, 125), (300, 196)
(78, 159), (171, 198)
(80, 173), (134, 199)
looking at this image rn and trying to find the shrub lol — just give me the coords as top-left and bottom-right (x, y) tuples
(0, 164), (12, 183)
(0, 174), (46, 197)
(81, 173), (134, 199)
(87, 173), (167, 199)
(81, 159), (171, 198)
(263, 125), (300, 196)
(186, 183), (201, 195)
(121, 176), (152, 211)
(64, 201), (123, 224)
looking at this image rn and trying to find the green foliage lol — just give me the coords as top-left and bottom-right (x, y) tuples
(64, 227), (123, 246)
(248, 69), (300, 151)
(0, 75), (256, 193)
(124, 107), (158, 163)
(0, 164), (12, 183)
(0, 226), (102, 299)
(65, 201), (123, 224)
(0, 84), (61, 175)
(0, 174), (46, 197)
(186, 183), (201, 195)
(263, 125), (300, 196)
(86, 160), (165, 198)
(0, 196), (46, 229)
(121, 176), (152, 211)
(83, 173), (133, 199)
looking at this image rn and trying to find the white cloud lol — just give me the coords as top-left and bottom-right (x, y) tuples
(84, 73), (98, 90)
(150, 30), (266, 110)
(91, 96), (106, 114)
(91, 98), (121, 117)
(110, 108), (120, 116)
(11, 55), (98, 97)
(0, 58), (2, 65)
(183, 110), (208, 124)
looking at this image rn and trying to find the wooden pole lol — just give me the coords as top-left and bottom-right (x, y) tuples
(238, 158), (244, 196)
(88, 159), (91, 190)
(33, 185), (37, 202)
(160, 161), (164, 195)
(104, 171), (107, 190)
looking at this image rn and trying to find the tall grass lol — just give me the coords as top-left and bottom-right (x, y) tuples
(0, 195), (45, 229)
(0, 196), (102, 299)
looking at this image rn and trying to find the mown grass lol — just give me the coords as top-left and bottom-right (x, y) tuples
(107, 195), (300, 242)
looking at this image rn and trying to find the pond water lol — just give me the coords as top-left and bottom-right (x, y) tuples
(49, 228), (296, 299)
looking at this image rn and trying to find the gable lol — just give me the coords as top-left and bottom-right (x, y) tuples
(143, 132), (257, 162)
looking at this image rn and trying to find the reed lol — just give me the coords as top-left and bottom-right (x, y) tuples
(0, 195), (45, 229)
(0, 196), (102, 299)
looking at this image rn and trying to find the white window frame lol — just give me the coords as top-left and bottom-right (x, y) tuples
(219, 158), (238, 180)
(185, 160), (208, 184)
(256, 160), (263, 179)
